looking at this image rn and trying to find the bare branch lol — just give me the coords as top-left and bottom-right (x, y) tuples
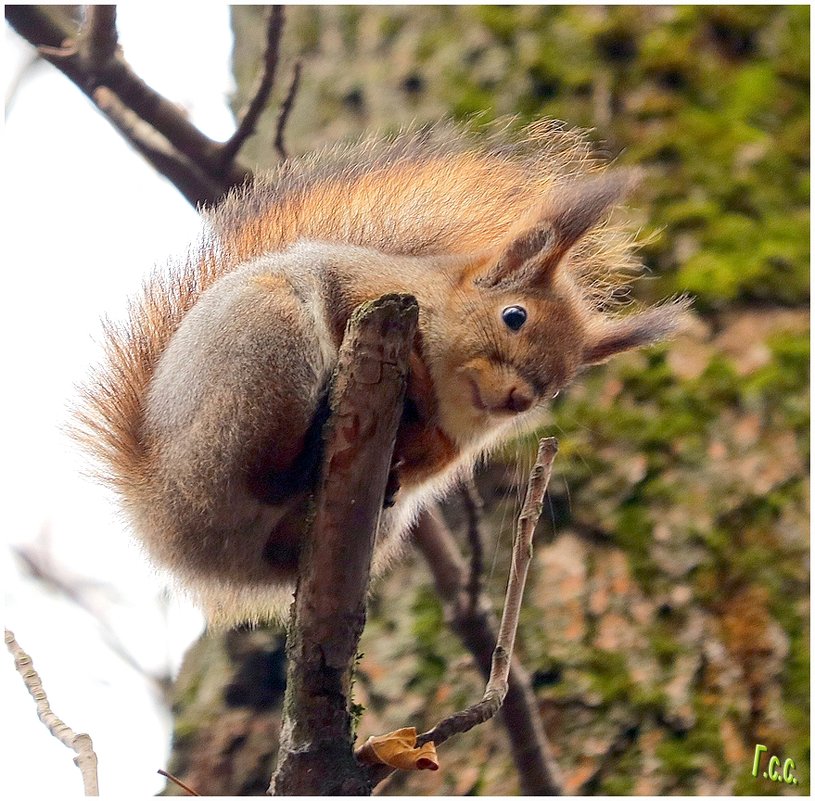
(93, 87), (231, 207)
(98, 64), (241, 181)
(5, 5), (74, 52)
(5, 4), (249, 207)
(274, 61), (302, 160)
(367, 439), (562, 793)
(460, 476), (484, 613)
(5, 629), (100, 796)
(157, 769), (201, 796)
(7, 7), (222, 166)
(423, 440), (559, 744)
(5, 4), (308, 204)
(219, 5), (285, 165)
(270, 294), (419, 796)
(488, 437), (558, 688)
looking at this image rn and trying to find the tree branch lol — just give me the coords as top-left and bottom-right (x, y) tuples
(157, 769), (201, 797)
(92, 86), (231, 207)
(460, 476), (484, 613)
(5, 628), (100, 796)
(274, 61), (302, 160)
(269, 294), (419, 796)
(5, 4), (75, 54)
(6, 5), (307, 205)
(425, 439), (558, 744)
(5, 4), (249, 206)
(80, 5), (118, 71)
(219, 5), (285, 165)
(367, 439), (563, 793)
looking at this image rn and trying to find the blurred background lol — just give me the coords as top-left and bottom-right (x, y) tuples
(4, 5), (809, 796)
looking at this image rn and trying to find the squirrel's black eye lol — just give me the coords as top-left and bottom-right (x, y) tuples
(501, 305), (527, 332)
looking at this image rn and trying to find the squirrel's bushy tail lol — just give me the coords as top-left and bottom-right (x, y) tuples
(74, 120), (637, 501)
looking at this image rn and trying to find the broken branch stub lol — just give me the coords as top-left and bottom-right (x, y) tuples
(5, 628), (100, 796)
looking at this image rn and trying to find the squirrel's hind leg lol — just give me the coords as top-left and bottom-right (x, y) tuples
(246, 388), (332, 504)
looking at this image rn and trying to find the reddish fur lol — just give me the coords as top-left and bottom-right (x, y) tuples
(73, 121), (639, 511)
(393, 347), (459, 486)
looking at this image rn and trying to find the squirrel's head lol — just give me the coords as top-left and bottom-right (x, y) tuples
(424, 170), (690, 446)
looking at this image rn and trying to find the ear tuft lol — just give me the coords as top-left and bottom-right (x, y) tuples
(475, 168), (639, 291)
(551, 169), (640, 249)
(582, 295), (693, 365)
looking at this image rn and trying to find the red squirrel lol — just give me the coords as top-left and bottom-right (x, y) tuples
(75, 121), (689, 625)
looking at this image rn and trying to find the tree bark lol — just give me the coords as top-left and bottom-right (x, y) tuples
(269, 294), (418, 795)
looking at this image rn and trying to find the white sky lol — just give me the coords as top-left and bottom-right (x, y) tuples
(3, 5), (236, 796)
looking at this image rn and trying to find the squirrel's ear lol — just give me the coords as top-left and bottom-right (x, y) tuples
(581, 298), (692, 366)
(476, 170), (638, 290)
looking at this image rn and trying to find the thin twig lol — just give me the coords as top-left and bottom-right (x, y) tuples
(490, 437), (558, 686)
(219, 5), (285, 165)
(460, 476), (484, 613)
(367, 438), (561, 793)
(418, 507), (563, 794)
(5, 629), (99, 796)
(157, 769), (201, 796)
(422, 439), (557, 744)
(274, 61), (302, 160)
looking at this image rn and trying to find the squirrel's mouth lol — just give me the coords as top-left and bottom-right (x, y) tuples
(467, 377), (536, 416)
(467, 378), (519, 415)
(467, 378), (489, 412)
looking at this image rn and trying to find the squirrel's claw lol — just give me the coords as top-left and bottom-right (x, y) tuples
(384, 459), (405, 507)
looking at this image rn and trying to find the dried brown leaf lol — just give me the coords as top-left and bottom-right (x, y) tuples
(356, 727), (439, 771)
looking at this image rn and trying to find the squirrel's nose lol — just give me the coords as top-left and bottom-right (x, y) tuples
(505, 387), (533, 413)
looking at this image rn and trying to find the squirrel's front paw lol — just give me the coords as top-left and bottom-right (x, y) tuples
(384, 459), (404, 508)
